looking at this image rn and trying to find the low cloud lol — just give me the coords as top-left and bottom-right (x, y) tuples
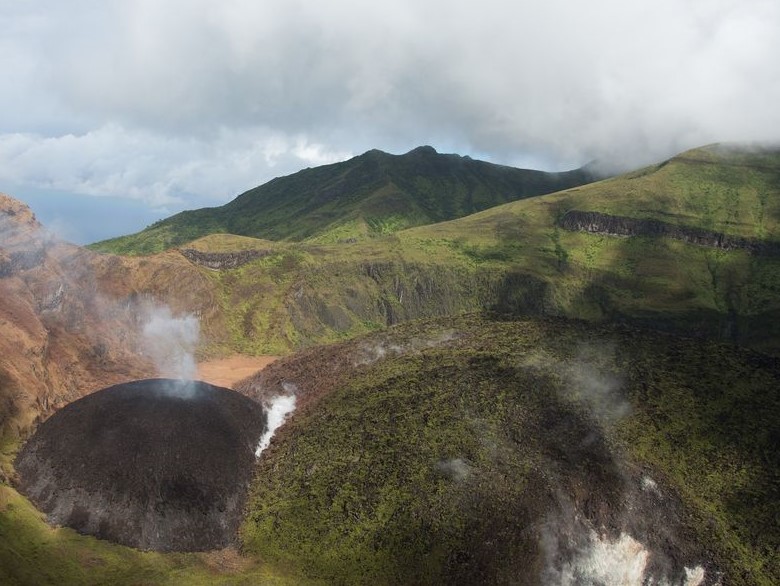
(0, 125), (352, 211)
(1, 0), (778, 226)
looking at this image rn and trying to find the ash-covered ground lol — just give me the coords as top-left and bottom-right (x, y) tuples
(15, 378), (266, 552)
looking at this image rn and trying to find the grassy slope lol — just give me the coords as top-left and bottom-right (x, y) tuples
(401, 145), (780, 344)
(183, 145), (780, 356)
(239, 315), (779, 585)
(89, 146), (594, 255)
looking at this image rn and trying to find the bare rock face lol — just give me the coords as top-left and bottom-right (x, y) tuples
(180, 248), (272, 270)
(15, 379), (266, 552)
(0, 194), (158, 454)
(559, 210), (780, 255)
(0, 193), (49, 277)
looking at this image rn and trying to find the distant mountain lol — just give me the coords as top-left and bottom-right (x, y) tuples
(89, 146), (598, 254)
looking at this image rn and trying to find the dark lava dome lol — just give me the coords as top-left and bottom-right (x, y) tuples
(15, 379), (266, 552)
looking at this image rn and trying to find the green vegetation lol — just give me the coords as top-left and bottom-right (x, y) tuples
(240, 315), (779, 585)
(89, 146), (595, 255)
(184, 233), (281, 253)
(3, 314), (777, 584)
(83, 145), (780, 358)
(182, 144), (780, 357)
(177, 145), (780, 353)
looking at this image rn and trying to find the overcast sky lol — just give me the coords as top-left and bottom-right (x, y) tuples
(1, 0), (778, 243)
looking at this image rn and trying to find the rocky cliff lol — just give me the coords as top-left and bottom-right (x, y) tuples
(180, 247), (272, 269)
(559, 210), (780, 255)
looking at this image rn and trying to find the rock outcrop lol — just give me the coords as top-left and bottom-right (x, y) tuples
(0, 194), (222, 466)
(180, 248), (272, 270)
(0, 195), (154, 461)
(559, 210), (780, 255)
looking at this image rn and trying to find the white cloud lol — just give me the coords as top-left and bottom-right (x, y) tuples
(0, 0), (778, 230)
(0, 125), (352, 208)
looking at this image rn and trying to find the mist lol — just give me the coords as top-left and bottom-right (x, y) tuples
(542, 528), (707, 586)
(0, 193), (207, 406)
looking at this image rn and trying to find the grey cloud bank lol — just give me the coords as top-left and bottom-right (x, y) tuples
(1, 0), (778, 240)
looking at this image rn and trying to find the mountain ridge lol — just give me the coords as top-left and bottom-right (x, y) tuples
(89, 146), (599, 254)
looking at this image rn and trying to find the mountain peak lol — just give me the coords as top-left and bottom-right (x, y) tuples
(407, 145), (438, 156)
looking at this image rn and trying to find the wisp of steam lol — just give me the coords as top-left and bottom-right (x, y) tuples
(141, 306), (200, 380)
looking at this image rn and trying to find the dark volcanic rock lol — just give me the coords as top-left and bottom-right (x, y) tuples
(560, 210), (780, 255)
(15, 379), (266, 552)
(180, 248), (271, 270)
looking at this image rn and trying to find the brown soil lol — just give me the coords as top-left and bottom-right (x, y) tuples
(197, 355), (278, 388)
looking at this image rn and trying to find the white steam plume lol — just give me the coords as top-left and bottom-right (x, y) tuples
(255, 384), (298, 457)
(352, 330), (459, 367)
(519, 342), (628, 425)
(543, 529), (707, 586)
(549, 531), (649, 585)
(141, 305), (200, 380)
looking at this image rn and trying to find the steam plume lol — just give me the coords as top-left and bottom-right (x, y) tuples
(141, 306), (200, 380)
(255, 385), (298, 457)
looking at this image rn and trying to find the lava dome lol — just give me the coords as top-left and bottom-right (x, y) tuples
(15, 378), (266, 551)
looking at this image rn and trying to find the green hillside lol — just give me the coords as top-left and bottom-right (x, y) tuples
(183, 144), (780, 357)
(3, 144), (780, 585)
(239, 315), (779, 585)
(89, 146), (596, 255)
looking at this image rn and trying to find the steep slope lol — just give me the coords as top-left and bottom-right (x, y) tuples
(89, 146), (596, 254)
(0, 195), (312, 584)
(237, 315), (779, 585)
(2, 142), (780, 585)
(0, 194), (150, 471)
(3, 314), (776, 584)
(399, 143), (780, 350)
